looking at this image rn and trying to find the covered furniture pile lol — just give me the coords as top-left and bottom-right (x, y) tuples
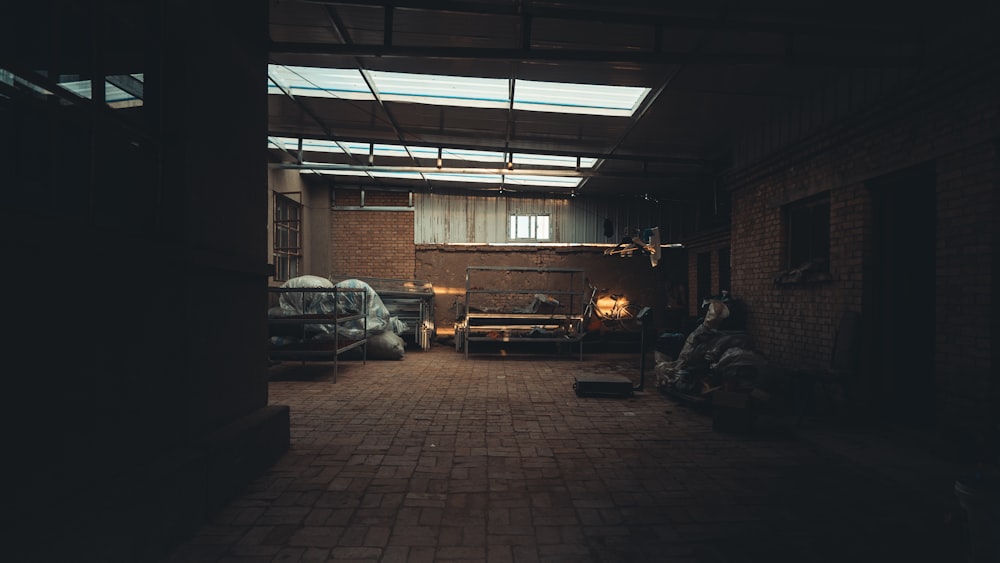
(655, 297), (792, 427)
(268, 275), (409, 380)
(329, 275), (435, 350)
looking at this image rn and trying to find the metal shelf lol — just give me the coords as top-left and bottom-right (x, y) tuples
(329, 275), (435, 349)
(267, 285), (369, 382)
(456, 266), (586, 360)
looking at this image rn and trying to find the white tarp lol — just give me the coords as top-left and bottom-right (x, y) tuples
(272, 275), (408, 340)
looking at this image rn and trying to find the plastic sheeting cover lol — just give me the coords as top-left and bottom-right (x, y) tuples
(274, 275), (408, 341)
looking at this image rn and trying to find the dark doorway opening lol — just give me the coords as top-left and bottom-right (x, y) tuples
(865, 161), (936, 429)
(696, 252), (712, 306)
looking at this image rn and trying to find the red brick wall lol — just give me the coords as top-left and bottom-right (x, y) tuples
(330, 190), (415, 279)
(731, 182), (869, 367)
(726, 62), (998, 432)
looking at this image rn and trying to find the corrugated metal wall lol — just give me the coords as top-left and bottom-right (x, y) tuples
(414, 191), (697, 244)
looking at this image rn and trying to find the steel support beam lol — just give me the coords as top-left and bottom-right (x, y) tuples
(270, 42), (922, 68)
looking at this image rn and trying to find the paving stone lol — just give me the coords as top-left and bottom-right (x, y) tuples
(167, 347), (968, 562)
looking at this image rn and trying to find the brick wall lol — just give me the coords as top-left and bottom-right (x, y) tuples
(725, 60), (998, 432)
(415, 245), (687, 331)
(330, 189), (416, 279)
(731, 182), (868, 368)
(933, 142), (998, 428)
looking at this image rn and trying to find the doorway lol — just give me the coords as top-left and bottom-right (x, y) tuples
(696, 252), (712, 307)
(865, 161), (936, 428)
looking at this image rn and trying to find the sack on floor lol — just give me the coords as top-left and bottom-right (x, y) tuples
(366, 330), (406, 360)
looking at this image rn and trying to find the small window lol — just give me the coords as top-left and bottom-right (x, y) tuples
(273, 193), (302, 281)
(785, 193), (830, 271)
(509, 214), (550, 241)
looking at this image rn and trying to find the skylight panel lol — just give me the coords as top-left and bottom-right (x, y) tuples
(513, 80), (649, 117)
(441, 148), (506, 163)
(513, 153), (597, 168)
(305, 169), (369, 176)
(370, 144), (414, 159)
(505, 175), (583, 188)
(369, 171), (425, 180)
(423, 173), (504, 184)
(301, 139), (345, 153)
(56, 75), (144, 107)
(368, 70), (508, 109)
(269, 137), (347, 153)
(300, 168), (579, 188)
(59, 79), (91, 98)
(268, 65), (371, 100)
(339, 142), (372, 156)
(405, 146), (442, 159)
(268, 65), (650, 117)
(1, 68), (47, 96)
(268, 137), (295, 151)
(268, 135), (593, 189)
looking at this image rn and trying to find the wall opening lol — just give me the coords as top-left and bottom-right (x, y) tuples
(865, 161), (937, 429)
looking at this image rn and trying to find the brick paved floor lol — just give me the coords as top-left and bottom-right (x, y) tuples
(168, 344), (968, 563)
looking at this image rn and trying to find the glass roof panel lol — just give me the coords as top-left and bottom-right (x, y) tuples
(371, 144), (414, 158)
(56, 74), (144, 108)
(369, 170), (425, 180)
(267, 65), (650, 117)
(303, 169), (576, 188)
(270, 137), (347, 153)
(423, 173), (505, 184)
(513, 80), (650, 116)
(441, 148), (505, 163)
(339, 142), (372, 156)
(504, 175), (583, 188)
(513, 153), (597, 168)
(268, 65), (371, 100)
(269, 136), (592, 189)
(405, 146), (442, 159)
(301, 139), (345, 153)
(368, 70), (509, 109)
(306, 169), (369, 176)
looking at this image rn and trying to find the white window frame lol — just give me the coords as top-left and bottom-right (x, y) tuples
(509, 214), (551, 241)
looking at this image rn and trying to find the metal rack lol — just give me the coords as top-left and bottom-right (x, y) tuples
(267, 286), (368, 382)
(328, 275), (435, 349)
(456, 266), (586, 359)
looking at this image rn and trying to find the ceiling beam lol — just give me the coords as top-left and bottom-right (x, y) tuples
(290, 1), (920, 41)
(269, 42), (923, 68)
(271, 162), (696, 181)
(265, 129), (716, 166)
(323, 3), (434, 190)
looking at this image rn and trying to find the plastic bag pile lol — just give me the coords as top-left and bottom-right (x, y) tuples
(655, 299), (782, 397)
(269, 275), (407, 360)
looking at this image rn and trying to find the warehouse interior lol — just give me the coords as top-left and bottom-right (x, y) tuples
(3, 0), (998, 561)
